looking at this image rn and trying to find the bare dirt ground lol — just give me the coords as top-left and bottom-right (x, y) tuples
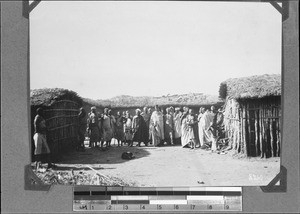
(48, 139), (280, 187)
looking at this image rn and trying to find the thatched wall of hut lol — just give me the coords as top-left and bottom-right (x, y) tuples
(31, 88), (83, 161)
(220, 74), (281, 158)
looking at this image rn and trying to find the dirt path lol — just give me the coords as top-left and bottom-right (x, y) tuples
(55, 142), (280, 187)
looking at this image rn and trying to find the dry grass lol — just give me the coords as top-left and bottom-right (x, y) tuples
(219, 74), (281, 100)
(31, 88), (83, 107)
(34, 166), (136, 186)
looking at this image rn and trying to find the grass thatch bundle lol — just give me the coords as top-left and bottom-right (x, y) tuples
(31, 88), (83, 107)
(219, 74), (281, 100)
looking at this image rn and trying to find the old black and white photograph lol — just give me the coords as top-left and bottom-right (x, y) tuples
(29, 1), (281, 187)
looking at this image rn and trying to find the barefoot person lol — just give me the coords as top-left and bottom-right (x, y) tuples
(199, 108), (213, 149)
(208, 114), (218, 152)
(141, 106), (150, 145)
(173, 107), (182, 145)
(164, 107), (174, 145)
(132, 109), (147, 146)
(108, 109), (116, 146)
(180, 106), (190, 147)
(197, 107), (205, 147)
(115, 111), (126, 146)
(186, 108), (197, 149)
(150, 105), (164, 146)
(87, 106), (100, 148)
(101, 108), (114, 148)
(33, 107), (53, 170)
(147, 108), (153, 144)
(124, 111), (133, 146)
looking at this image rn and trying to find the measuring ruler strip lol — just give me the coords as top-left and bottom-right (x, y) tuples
(73, 187), (242, 211)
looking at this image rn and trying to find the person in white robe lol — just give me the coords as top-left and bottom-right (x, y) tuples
(149, 105), (164, 146)
(186, 108), (197, 149)
(124, 111), (133, 146)
(173, 107), (182, 145)
(180, 107), (190, 147)
(199, 108), (213, 148)
(197, 107), (205, 146)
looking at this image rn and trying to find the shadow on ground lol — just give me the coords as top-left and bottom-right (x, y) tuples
(56, 145), (152, 165)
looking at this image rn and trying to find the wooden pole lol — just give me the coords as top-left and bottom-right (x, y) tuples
(254, 109), (258, 157)
(276, 106), (280, 157)
(246, 103), (251, 156)
(269, 106), (274, 157)
(237, 109), (241, 153)
(259, 105), (264, 158)
(266, 103), (270, 158)
(239, 105), (242, 153)
(262, 104), (267, 158)
(242, 105), (247, 156)
(234, 120), (238, 151)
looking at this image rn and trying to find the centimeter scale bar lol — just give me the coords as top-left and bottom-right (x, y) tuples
(73, 186), (242, 212)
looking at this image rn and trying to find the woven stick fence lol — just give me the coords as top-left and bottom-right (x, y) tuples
(42, 100), (79, 159)
(223, 96), (281, 158)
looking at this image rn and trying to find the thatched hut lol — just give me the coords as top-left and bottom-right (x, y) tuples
(30, 88), (83, 161)
(219, 74), (281, 158)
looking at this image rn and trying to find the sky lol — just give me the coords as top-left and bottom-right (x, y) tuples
(30, 1), (281, 100)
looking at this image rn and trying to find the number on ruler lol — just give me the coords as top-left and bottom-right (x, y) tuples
(91, 205), (94, 210)
(79, 204), (87, 210)
(106, 205), (112, 210)
(174, 205), (179, 210)
(141, 205), (146, 210)
(225, 205), (230, 209)
(123, 205), (128, 210)
(157, 205), (162, 210)
(191, 205), (195, 210)
(207, 204), (212, 209)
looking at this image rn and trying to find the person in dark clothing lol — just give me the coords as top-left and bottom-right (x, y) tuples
(115, 111), (126, 146)
(208, 107), (220, 152)
(164, 107), (174, 145)
(141, 107), (151, 145)
(186, 108), (197, 149)
(132, 109), (147, 147)
(77, 107), (86, 151)
(216, 108), (225, 139)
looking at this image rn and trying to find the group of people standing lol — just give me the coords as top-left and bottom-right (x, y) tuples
(31, 104), (224, 170)
(78, 105), (224, 150)
(78, 107), (150, 149)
